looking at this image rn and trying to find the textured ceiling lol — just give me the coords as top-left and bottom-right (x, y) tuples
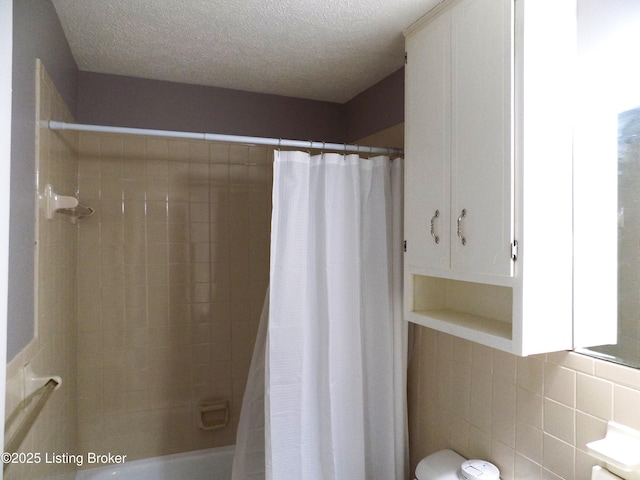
(51, 0), (440, 103)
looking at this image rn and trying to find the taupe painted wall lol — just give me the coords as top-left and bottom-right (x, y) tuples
(345, 67), (404, 142)
(76, 67), (404, 144)
(77, 71), (346, 142)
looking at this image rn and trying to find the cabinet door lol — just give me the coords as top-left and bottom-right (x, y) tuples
(404, 11), (451, 271)
(450, 0), (514, 277)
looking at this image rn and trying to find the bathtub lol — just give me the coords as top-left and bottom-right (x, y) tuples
(75, 445), (234, 480)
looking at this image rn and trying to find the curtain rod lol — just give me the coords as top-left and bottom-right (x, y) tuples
(48, 121), (403, 156)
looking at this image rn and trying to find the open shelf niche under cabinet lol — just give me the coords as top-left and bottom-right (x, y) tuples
(406, 273), (514, 353)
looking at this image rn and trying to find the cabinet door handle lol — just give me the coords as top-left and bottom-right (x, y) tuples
(430, 210), (440, 244)
(457, 209), (467, 246)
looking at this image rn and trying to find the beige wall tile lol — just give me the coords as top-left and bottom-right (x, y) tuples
(493, 414), (516, 448)
(613, 385), (640, 431)
(596, 360), (640, 390)
(575, 411), (607, 451)
(515, 453), (543, 480)
(576, 373), (613, 420)
(544, 364), (576, 407)
(74, 133), (272, 462)
(467, 371), (491, 432)
(494, 349), (517, 383)
(543, 399), (575, 445)
(516, 421), (543, 464)
(491, 439), (515, 480)
(493, 377), (517, 418)
(516, 386), (543, 429)
(451, 362), (471, 421)
(468, 426), (492, 460)
(4, 63), (78, 480)
(542, 434), (574, 480)
(449, 416), (470, 454)
(547, 351), (595, 375)
(408, 326), (640, 480)
(518, 355), (545, 394)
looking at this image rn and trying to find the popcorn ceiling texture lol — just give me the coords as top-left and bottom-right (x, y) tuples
(51, 0), (439, 103)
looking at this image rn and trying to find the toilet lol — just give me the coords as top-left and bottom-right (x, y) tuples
(415, 450), (466, 480)
(415, 450), (500, 480)
(415, 450), (631, 480)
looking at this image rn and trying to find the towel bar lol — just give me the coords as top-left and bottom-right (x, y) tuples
(4, 378), (60, 471)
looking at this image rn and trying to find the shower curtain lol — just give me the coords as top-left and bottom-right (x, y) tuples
(233, 150), (407, 480)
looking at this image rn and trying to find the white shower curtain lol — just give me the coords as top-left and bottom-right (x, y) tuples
(232, 289), (269, 479)
(233, 150), (407, 480)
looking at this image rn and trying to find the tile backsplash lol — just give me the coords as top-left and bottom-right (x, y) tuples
(75, 133), (272, 460)
(408, 326), (640, 480)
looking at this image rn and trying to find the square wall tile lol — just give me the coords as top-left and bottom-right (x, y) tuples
(6, 61), (79, 480)
(576, 373), (613, 420)
(76, 135), (273, 461)
(544, 363), (576, 407)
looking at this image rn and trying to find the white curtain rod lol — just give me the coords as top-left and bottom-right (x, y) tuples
(48, 121), (403, 156)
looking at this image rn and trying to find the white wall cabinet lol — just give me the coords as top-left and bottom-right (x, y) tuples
(405, 10), (451, 272)
(404, 0), (614, 356)
(406, 0), (513, 280)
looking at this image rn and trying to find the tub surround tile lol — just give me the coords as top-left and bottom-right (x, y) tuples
(75, 132), (272, 463)
(8, 64), (275, 469)
(4, 62), (78, 480)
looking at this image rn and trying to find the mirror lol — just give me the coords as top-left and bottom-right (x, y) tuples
(575, 0), (640, 368)
(581, 107), (640, 368)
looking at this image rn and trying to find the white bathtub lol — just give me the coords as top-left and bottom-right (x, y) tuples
(75, 445), (234, 480)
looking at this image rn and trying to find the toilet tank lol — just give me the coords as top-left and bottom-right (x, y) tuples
(415, 449), (466, 480)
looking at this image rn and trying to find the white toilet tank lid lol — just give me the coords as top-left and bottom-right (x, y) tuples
(415, 449), (466, 480)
